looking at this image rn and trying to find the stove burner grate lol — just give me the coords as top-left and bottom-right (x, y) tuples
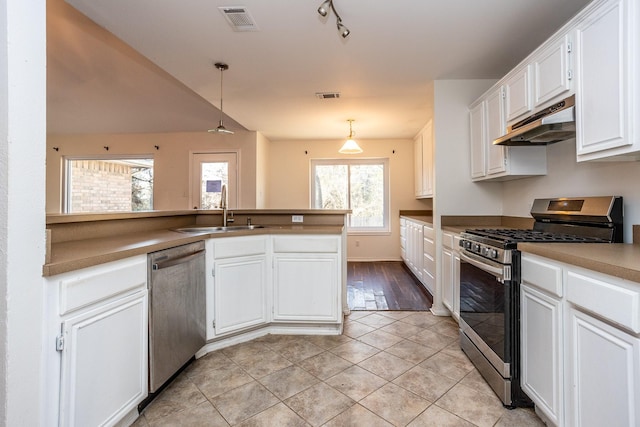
(467, 228), (611, 243)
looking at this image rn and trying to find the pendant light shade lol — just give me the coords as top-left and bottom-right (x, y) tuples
(339, 120), (363, 154)
(208, 62), (234, 135)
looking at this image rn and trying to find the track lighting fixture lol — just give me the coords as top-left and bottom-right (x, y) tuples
(208, 62), (234, 135)
(317, 0), (351, 38)
(339, 120), (363, 154)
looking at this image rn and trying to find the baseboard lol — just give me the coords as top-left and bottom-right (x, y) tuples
(347, 257), (403, 262)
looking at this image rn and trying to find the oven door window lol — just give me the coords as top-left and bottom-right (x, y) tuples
(459, 258), (508, 362)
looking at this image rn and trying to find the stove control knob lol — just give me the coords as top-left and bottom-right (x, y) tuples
(473, 244), (481, 253)
(482, 247), (489, 256)
(490, 249), (499, 259)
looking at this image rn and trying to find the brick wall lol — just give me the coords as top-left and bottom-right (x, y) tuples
(70, 160), (132, 212)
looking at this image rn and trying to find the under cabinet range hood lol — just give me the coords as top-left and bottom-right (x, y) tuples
(494, 95), (576, 146)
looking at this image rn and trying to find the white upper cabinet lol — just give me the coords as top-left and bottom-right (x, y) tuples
(505, 65), (533, 122)
(533, 34), (572, 108)
(574, 0), (640, 161)
(414, 121), (434, 199)
(469, 100), (487, 179)
(469, 86), (546, 181)
(504, 33), (573, 127)
(486, 87), (507, 176)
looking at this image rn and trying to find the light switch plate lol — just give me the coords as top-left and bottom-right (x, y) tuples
(292, 215), (304, 223)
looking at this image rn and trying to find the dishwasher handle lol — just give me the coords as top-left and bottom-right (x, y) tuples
(152, 249), (205, 270)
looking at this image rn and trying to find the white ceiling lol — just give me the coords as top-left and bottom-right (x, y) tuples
(51, 0), (592, 140)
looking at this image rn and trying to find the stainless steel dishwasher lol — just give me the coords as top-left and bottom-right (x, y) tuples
(148, 241), (206, 392)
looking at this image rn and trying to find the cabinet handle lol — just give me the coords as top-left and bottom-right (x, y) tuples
(152, 250), (205, 270)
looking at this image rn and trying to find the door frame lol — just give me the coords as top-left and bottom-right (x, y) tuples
(189, 150), (240, 210)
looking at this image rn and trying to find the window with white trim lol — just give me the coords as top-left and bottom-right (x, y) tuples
(64, 156), (154, 213)
(311, 158), (389, 233)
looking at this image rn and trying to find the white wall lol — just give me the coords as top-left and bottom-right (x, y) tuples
(47, 130), (261, 212)
(255, 132), (270, 209)
(502, 138), (640, 243)
(433, 80), (502, 217)
(266, 138), (432, 261)
(0, 0), (46, 425)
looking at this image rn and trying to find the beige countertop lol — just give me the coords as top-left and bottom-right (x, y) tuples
(401, 215), (433, 224)
(518, 242), (640, 283)
(44, 225), (344, 277)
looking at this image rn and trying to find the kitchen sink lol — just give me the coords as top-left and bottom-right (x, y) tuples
(172, 225), (266, 233)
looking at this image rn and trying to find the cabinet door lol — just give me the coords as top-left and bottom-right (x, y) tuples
(414, 223), (424, 280)
(505, 65), (532, 122)
(400, 219), (407, 263)
(469, 101), (487, 179)
(534, 35), (572, 107)
(566, 306), (640, 427)
(414, 134), (423, 197)
(59, 292), (148, 427)
(273, 254), (339, 322)
(421, 121), (434, 197)
(575, 0), (631, 156)
(214, 255), (268, 335)
(486, 87), (507, 176)
(521, 284), (563, 426)
(441, 247), (453, 311)
(453, 252), (460, 320)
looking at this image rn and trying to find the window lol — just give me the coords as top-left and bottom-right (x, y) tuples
(311, 158), (389, 233)
(64, 157), (153, 213)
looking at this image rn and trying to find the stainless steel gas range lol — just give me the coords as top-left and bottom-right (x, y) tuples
(458, 196), (623, 408)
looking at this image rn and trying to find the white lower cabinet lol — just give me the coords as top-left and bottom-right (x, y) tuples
(400, 218), (407, 263)
(45, 255), (148, 427)
(205, 234), (343, 338)
(422, 224), (435, 295)
(441, 231), (460, 320)
(520, 252), (640, 427)
(60, 292), (148, 427)
(521, 283), (563, 426)
(272, 235), (341, 323)
(566, 306), (640, 427)
(400, 217), (436, 297)
(210, 236), (269, 336)
(564, 268), (640, 427)
(520, 253), (564, 427)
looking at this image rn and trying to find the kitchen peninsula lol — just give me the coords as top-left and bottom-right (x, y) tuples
(42, 209), (349, 427)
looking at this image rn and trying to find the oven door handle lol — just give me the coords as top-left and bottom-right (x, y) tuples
(459, 250), (505, 280)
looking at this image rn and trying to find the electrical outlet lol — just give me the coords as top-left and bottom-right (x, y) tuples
(292, 215), (304, 223)
(355, 240), (360, 247)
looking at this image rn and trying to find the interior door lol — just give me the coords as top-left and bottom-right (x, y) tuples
(191, 152), (238, 209)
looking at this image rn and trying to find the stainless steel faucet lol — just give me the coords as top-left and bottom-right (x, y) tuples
(219, 184), (234, 226)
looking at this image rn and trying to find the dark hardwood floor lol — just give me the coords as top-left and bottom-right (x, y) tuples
(346, 261), (432, 311)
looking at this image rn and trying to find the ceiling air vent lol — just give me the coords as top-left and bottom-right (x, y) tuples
(218, 6), (260, 32)
(315, 92), (341, 99)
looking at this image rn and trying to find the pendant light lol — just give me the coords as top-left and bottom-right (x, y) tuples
(339, 119), (363, 154)
(208, 62), (234, 135)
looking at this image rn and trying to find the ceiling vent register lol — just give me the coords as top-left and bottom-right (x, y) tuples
(315, 92), (341, 99)
(218, 7), (260, 32)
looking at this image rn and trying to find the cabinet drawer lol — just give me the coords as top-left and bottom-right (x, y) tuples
(423, 235), (435, 256)
(273, 235), (339, 253)
(567, 270), (640, 333)
(214, 236), (267, 258)
(442, 232), (454, 249)
(56, 256), (147, 316)
(423, 253), (435, 276)
(423, 224), (435, 239)
(521, 254), (563, 298)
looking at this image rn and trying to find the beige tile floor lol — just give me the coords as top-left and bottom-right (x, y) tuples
(133, 311), (545, 427)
